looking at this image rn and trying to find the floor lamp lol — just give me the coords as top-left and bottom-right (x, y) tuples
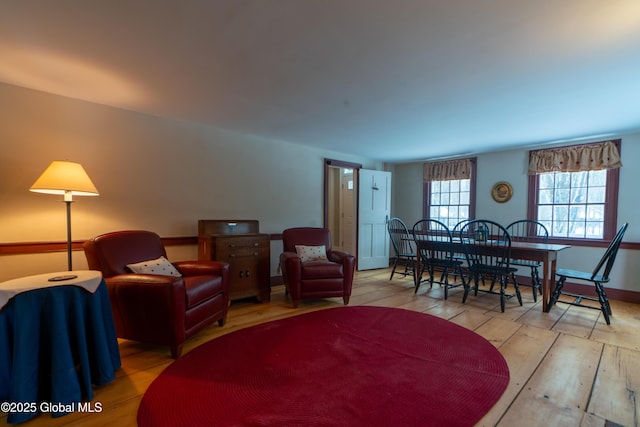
(30, 161), (99, 271)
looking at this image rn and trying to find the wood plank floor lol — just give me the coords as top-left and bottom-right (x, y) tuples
(3, 268), (640, 427)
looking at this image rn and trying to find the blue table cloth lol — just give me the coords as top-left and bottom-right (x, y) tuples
(0, 279), (121, 424)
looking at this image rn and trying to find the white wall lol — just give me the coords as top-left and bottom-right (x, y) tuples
(391, 134), (640, 293)
(0, 83), (381, 281)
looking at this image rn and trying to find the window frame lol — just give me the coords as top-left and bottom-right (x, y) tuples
(423, 157), (477, 227)
(527, 140), (621, 246)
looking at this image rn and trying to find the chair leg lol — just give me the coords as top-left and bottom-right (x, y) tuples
(414, 262), (423, 293)
(428, 266), (435, 289)
(462, 274), (474, 303)
(390, 256), (399, 280)
(595, 282), (611, 325)
(549, 276), (566, 311)
(510, 272), (522, 306)
(499, 276), (506, 312)
(530, 267), (541, 302)
(403, 256), (413, 277)
(343, 295), (350, 305)
(440, 269), (448, 300)
(170, 344), (183, 359)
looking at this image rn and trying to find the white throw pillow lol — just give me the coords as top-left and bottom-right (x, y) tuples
(295, 245), (328, 262)
(127, 256), (182, 277)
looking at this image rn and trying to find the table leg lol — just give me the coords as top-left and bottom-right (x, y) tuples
(541, 252), (559, 312)
(541, 254), (550, 312)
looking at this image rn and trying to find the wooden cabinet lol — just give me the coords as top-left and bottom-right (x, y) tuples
(197, 220), (270, 302)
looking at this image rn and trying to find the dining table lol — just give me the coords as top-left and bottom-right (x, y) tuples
(413, 238), (571, 312)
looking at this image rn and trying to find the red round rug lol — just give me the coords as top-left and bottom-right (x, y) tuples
(138, 306), (509, 426)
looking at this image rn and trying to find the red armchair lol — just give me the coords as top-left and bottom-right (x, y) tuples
(280, 227), (355, 308)
(83, 230), (230, 358)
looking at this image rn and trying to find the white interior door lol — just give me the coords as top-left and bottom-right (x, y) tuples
(357, 169), (391, 270)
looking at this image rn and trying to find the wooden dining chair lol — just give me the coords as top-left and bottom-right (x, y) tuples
(412, 219), (465, 299)
(505, 219), (549, 302)
(387, 218), (415, 280)
(548, 223), (628, 324)
(459, 219), (523, 312)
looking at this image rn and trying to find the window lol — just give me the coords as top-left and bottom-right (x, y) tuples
(428, 179), (471, 229)
(537, 170), (607, 238)
(423, 158), (476, 230)
(528, 140), (621, 242)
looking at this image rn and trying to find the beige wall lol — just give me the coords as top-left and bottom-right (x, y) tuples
(390, 135), (640, 293)
(0, 83), (381, 281)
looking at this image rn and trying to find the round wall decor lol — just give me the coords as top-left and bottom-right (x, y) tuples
(492, 181), (513, 203)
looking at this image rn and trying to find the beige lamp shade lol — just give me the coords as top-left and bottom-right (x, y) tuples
(30, 161), (99, 199)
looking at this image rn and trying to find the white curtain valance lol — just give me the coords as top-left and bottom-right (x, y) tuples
(423, 158), (472, 182)
(528, 140), (621, 175)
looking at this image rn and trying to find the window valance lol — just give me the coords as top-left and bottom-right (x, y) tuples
(423, 158), (472, 182)
(528, 140), (621, 175)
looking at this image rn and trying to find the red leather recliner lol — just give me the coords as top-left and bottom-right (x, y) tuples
(83, 230), (230, 358)
(280, 227), (355, 308)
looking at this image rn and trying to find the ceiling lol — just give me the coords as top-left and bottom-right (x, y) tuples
(1, 1), (640, 163)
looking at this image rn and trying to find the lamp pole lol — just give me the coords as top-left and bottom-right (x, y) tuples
(65, 191), (73, 271)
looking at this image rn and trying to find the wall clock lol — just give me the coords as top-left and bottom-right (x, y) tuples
(492, 181), (513, 203)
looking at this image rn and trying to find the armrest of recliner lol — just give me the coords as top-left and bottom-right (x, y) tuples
(328, 250), (355, 265)
(280, 251), (302, 268)
(173, 260), (229, 278)
(106, 274), (186, 311)
(327, 250), (355, 291)
(280, 251), (302, 295)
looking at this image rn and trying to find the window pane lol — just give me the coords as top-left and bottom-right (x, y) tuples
(569, 205), (586, 221)
(556, 173), (571, 188)
(571, 171), (588, 187)
(588, 187), (606, 203)
(568, 220), (585, 238)
(553, 205), (568, 220)
(552, 220), (568, 237)
(538, 205), (552, 220)
(539, 189), (554, 204)
(554, 189), (570, 204)
(570, 187), (587, 203)
(589, 170), (607, 186)
(586, 221), (603, 238)
(539, 173), (555, 189)
(587, 204), (604, 220)
(459, 206), (469, 219)
(460, 191), (470, 204)
(429, 193), (437, 205)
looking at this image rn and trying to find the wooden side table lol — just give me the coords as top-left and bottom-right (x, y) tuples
(198, 220), (270, 302)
